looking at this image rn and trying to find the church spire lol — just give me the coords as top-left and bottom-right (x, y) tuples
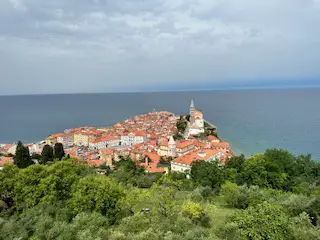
(190, 99), (195, 124)
(190, 99), (195, 109)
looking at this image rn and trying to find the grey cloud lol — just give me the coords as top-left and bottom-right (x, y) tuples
(0, 0), (320, 95)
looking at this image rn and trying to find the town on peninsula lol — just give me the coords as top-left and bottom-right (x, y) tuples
(2, 100), (320, 239)
(0, 100), (233, 172)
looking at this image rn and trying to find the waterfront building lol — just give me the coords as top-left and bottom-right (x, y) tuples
(45, 136), (57, 145)
(211, 141), (231, 152)
(73, 133), (91, 146)
(27, 143), (43, 154)
(56, 133), (74, 148)
(208, 135), (220, 143)
(188, 100), (205, 136)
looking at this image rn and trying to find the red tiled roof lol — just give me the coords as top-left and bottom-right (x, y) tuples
(101, 149), (113, 155)
(140, 162), (165, 173)
(0, 157), (14, 167)
(176, 140), (194, 149)
(1, 144), (14, 150)
(208, 135), (219, 141)
(52, 133), (69, 138)
(90, 135), (117, 143)
(144, 152), (161, 164)
(87, 159), (106, 167)
(211, 142), (230, 149)
(65, 146), (78, 158)
(148, 140), (157, 146)
(172, 149), (219, 166)
(195, 141), (206, 148)
(160, 141), (168, 147)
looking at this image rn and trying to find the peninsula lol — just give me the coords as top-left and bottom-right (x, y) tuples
(0, 100), (233, 172)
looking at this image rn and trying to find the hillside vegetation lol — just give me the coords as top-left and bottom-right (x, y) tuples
(1, 149), (320, 239)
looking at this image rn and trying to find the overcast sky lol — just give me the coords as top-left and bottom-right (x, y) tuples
(1, 0), (320, 95)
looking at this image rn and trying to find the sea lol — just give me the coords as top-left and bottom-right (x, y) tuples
(1, 89), (320, 160)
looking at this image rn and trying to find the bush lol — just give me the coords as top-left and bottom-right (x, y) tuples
(229, 202), (292, 240)
(219, 222), (242, 240)
(290, 212), (320, 240)
(181, 200), (211, 227)
(201, 186), (215, 198)
(281, 194), (315, 217)
(221, 182), (270, 209)
(187, 188), (204, 202)
(220, 181), (239, 207)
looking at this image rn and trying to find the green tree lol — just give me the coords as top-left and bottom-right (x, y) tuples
(41, 144), (54, 164)
(230, 202), (292, 240)
(0, 204), (109, 240)
(54, 143), (65, 160)
(0, 164), (19, 209)
(191, 160), (225, 189)
(30, 153), (42, 160)
(220, 181), (239, 207)
(113, 156), (147, 186)
(13, 164), (48, 210)
(176, 119), (188, 134)
(150, 183), (177, 218)
(69, 175), (125, 223)
(240, 154), (287, 189)
(13, 141), (33, 168)
(281, 194), (316, 217)
(2, 161), (92, 213)
(226, 154), (246, 172)
(38, 161), (92, 204)
(290, 212), (320, 239)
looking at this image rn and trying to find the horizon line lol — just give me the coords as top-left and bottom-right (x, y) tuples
(1, 85), (320, 97)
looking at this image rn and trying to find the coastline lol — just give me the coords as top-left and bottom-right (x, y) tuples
(1, 101), (234, 171)
(1, 90), (319, 159)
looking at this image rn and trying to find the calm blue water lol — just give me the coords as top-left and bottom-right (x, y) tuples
(1, 89), (320, 159)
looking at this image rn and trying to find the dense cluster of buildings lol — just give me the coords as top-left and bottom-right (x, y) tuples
(0, 101), (233, 173)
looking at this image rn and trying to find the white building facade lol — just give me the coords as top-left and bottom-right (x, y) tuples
(121, 132), (147, 146)
(89, 136), (120, 150)
(57, 134), (74, 148)
(188, 100), (205, 136)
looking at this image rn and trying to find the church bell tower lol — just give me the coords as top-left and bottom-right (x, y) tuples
(190, 99), (195, 124)
(168, 136), (176, 157)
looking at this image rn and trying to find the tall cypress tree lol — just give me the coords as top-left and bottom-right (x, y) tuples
(41, 144), (54, 164)
(14, 141), (33, 168)
(54, 143), (65, 160)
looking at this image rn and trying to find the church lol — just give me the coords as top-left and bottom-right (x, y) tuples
(188, 99), (205, 136)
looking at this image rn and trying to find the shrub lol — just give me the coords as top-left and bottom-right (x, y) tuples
(230, 202), (292, 240)
(281, 194), (315, 217)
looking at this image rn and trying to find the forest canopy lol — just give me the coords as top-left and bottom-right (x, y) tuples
(1, 149), (320, 240)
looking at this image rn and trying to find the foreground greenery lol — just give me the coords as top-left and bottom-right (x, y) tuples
(1, 149), (320, 239)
